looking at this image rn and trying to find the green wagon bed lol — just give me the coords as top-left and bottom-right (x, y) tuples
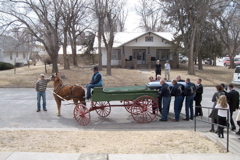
(92, 86), (158, 102)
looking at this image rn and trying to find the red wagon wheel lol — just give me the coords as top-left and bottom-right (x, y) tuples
(131, 96), (158, 123)
(92, 101), (111, 117)
(124, 100), (134, 113)
(73, 104), (90, 126)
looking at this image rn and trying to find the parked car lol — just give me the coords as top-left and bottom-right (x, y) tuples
(179, 56), (188, 63)
(222, 57), (230, 67)
(224, 57), (240, 67)
(232, 66), (240, 84)
(204, 58), (211, 65)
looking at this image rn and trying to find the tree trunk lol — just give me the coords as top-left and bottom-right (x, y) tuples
(106, 45), (112, 76)
(71, 28), (78, 67)
(188, 26), (196, 75)
(198, 52), (203, 70)
(213, 53), (216, 66)
(72, 40), (78, 66)
(229, 55), (235, 69)
(51, 56), (59, 73)
(63, 30), (70, 69)
(98, 22), (103, 71)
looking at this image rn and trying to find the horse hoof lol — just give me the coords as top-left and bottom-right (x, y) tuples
(57, 114), (60, 116)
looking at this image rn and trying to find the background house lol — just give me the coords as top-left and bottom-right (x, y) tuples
(93, 31), (178, 69)
(58, 45), (98, 65)
(0, 35), (30, 66)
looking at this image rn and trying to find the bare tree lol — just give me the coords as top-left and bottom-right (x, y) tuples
(136, 0), (167, 32)
(60, 0), (71, 69)
(210, 1), (240, 69)
(115, 1), (128, 32)
(0, 0), (63, 73)
(67, 0), (91, 67)
(94, 0), (108, 71)
(102, 7), (117, 75)
(162, 0), (211, 75)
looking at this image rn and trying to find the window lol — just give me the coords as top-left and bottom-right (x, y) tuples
(112, 49), (121, 60)
(156, 49), (170, 61)
(145, 36), (153, 42)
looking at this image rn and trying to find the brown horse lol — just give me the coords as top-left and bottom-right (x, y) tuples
(52, 75), (85, 116)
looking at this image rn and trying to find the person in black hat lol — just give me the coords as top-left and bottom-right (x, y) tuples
(86, 66), (103, 100)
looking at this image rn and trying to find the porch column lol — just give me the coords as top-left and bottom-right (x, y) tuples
(147, 47), (151, 70)
(133, 59), (137, 69)
(121, 46), (126, 68)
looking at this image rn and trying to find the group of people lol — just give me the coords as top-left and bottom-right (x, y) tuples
(150, 73), (240, 139)
(151, 75), (200, 122)
(35, 63), (240, 139)
(209, 84), (240, 138)
(155, 60), (171, 81)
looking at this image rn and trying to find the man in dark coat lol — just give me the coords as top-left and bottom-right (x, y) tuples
(195, 79), (203, 116)
(158, 79), (171, 121)
(171, 80), (185, 121)
(228, 84), (239, 131)
(183, 78), (196, 120)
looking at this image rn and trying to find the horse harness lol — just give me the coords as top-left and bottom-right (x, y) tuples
(54, 83), (81, 100)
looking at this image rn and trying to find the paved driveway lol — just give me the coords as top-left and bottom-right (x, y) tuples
(0, 87), (238, 131)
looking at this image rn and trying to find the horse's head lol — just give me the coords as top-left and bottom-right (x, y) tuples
(51, 74), (56, 80)
(52, 74), (63, 86)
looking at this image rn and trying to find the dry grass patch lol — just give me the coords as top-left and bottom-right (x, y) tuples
(0, 130), (225, 154)
(0, 63), (234, 88)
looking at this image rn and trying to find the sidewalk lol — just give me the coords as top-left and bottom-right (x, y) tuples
(0, 152), (239, 160)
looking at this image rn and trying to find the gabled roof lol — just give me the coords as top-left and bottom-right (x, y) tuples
(0, 35), (28, 52)
(93, 31), (174, 48)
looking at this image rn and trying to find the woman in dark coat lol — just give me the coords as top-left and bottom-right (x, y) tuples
(155, 60), (161, 80)
(209, 85), (225, 132)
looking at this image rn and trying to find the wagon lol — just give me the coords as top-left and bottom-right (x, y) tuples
(73, 85), (159, 126)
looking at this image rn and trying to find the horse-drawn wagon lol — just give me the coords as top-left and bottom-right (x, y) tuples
(74, 85), (159, 126)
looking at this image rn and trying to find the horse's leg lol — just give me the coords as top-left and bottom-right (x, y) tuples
(57, 99), (62, 116)
(54, 95), (61, 116)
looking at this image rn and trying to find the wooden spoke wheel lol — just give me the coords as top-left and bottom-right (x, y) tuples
(73, 104), (90, 126)
(92, 101), (111, 117)
(124, 100), (134, 113)
(131, 96), (158, 123)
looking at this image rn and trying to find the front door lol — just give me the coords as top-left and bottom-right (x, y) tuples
(133, 49), (146, 64)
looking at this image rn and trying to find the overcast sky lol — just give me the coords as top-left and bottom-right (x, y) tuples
(124, 0), (142, 32)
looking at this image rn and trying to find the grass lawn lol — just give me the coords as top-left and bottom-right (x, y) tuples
(0, 62), (235, 88)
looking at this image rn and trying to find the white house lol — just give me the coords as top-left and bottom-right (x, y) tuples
(58, 45), (88, 55)
(0, 35), (29, 65)
(93, 31), (178, 69)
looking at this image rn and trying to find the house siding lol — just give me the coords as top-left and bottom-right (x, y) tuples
(96, 32), (176, 69)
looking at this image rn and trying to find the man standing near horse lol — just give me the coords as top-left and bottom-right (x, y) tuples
(86, 66), (103, 100)
(35, 74), (52, 112)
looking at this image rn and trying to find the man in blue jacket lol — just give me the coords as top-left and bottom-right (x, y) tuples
(159, 79), (171, 121)
(86, 66), (103, 100)
(183, 78), (196, 120)
(171, 79), (185, 121)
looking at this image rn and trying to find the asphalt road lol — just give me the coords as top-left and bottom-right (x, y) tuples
(0, 87), (239, 131)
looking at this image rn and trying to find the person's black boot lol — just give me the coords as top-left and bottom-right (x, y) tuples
(236, 129), (240, 135)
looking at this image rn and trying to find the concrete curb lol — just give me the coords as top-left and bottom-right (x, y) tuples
(1, 153), (240, 160)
